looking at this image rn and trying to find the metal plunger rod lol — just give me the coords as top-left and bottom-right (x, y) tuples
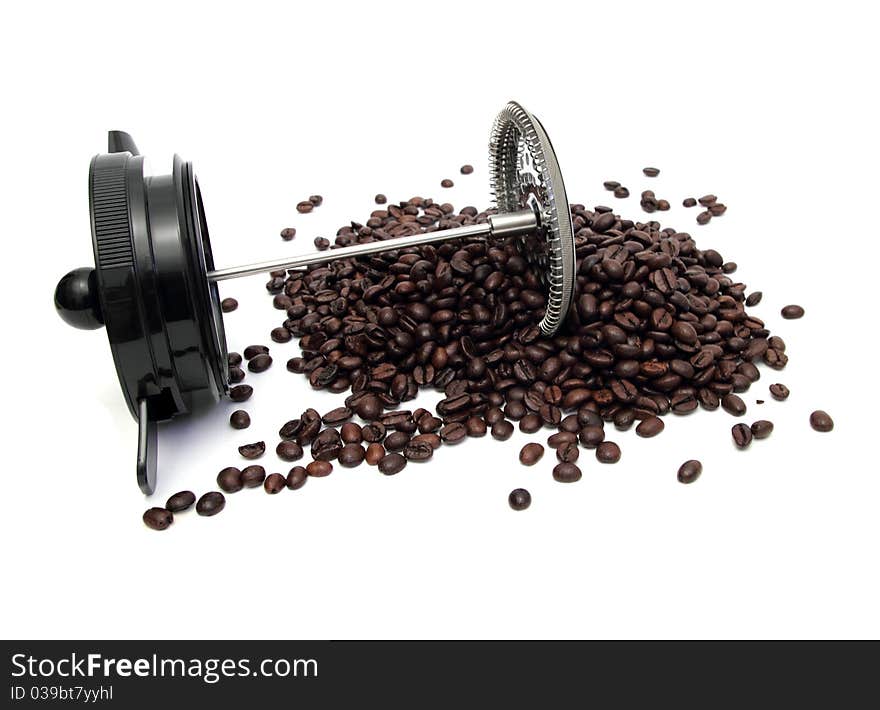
(208, 209), (538, 282)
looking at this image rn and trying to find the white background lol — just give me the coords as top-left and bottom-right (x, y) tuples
(1, 1), (877, 640)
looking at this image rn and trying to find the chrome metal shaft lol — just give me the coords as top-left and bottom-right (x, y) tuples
(208, 209), (538, 282)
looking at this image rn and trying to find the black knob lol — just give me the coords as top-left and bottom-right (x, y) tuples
(54, 267), (104, 330)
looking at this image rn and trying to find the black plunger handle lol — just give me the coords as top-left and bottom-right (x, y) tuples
(136, 398), (157, 495)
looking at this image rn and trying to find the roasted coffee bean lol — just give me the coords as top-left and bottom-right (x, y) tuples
(229, 385), (253, 402)
(355, 395), (383, 421)
(732, 423), (753, 448)
(378, 452), (407, 475)
(548, 431), (577, 449)
(553, 463), (582, 483)
(308, 194), (323, 206)
(460, 164), (474, 175)
(196, 491), (225, 516)
(374, 194), (387, 204)
(491, 420), (514, 441)
(556, 442), (580, 463)
(596, 441), (621, 464)
(508, 488), (531, 510)
(440, 422), (466, 444)
(365, 443), (386, 465)
(745, 291), (763, 307)
(603, 180), (621, 190)
(578, 426), (605, 448)
(230, 410), (251, 429)
(322, 406), (353, 425)
(781, 305), (805, 319)
(296, 201), (314, 213)
(466, 416), (487, 437)
(412, 433), (441, 450)
(750, 420), (774, 439)
(404, 440), (433, 461)
(341, 422), (363, 444)
(519, 413), (542, 434)
(613, 186), (630, 198)
(271, 327), (292, 343)
(441, 179), (454, 188)
(769, 383), (790, 401)
(244, 345), (269, 359)
(696, 210), (712, 225)
(264, 473), (286, 494)
(314, 237), (330, 250)
(385, 431), (410, 452)
(221, 298), (238, 313)
(721, 394), (747, 417)
(809, 410), (834, 432)
(642, 167), (660, 177)
(228, 352), (242, 367)
(143, 507), (173, 530)
(682, 197), (697, 207)
(238, 441), (266, 459)
(216, 467), (243, 493)
(635, 416), (664, 438)
(519, 443), (544, 466)
(165, 491), (196, 512)
(241, 465), (266, 488)
(698, 194), (717, 206)
(228, 366), (245, 384)
(677, 460), (702, 484)
(286, 466), (308, 490)
(338, 443), (366, 467)
(280, 227), (296, 240)
(306, 460), (333, 477)
(276, 441), (303, 462)
(247, 353), (273, 373)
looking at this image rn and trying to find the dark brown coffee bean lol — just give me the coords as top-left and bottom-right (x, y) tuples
(306, 460), (333, 477)
(244, 345), (269, 359)
(379, 453), (407, 475)
(547, 431), (577, 449)
(596, 441), (621, 464)
(721, 394), (747, 417)
(556, 442), (580, 463)
(578, 426), (605, 448)
(296, 201), (314, 213)
(781, 305), (805, 319)
(238, 441), (266, 459)
(732, 423), (753, 449)
(248, 353), (273, 373)
(491, 420), (514, 441)
(228, 366), (245, 384)
(508, 488), (531, 510)
(221, 298), (238, 313)
(286, 466), (307, 490)
(441, 179), (454, 188)
(276, 441), (303, 462)
(677, 460), (702, 484)
(696, 211), (712, 225)
(355, 395), (383, 420)
(309, 194), (323, 206)
(809, 410), (833, 432)
(635, 416), (664, 438)
(466, 416), (487, 437)
(230, 410), (250, 429)
(314, 237), (330, 250)
(682, 197), (697, 207)
(519, 443), (544, 466)
(264, 473), (286, 494)
(642, 167), (660, 177)
(603, 180), (621, 190)
(165, 490), (196, 512)
(440, 422), (466, 444)
(227, 352), (242, 367)
(241, 465), (266, 488)
(338, 443), (366, 467)
(460, 164), (474, 175)
(341, 422), (363, 444)
(769, 383), (790, 401)
(280, 227), (296, 240)
(365, 443), (385, 465)
(374, 194), (387, 204)
(708, 203), (727, 216)
(322, 406), (353, 425)
(229, 385), (253, 402)
(750, 420), (774, 439)
(519, 413), (542, 434)
(553, 463), (582, 483)
(613, 186), (630, 198)
(143, 507), (173, 530)
(196, 491), (225, 516)
(698, 194), (717, 206)
(404, 440), (433, 461)
(216, 467), (242, 493)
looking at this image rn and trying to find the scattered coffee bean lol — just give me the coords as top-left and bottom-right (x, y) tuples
(657, 199), (670, 211)
(165, 490), (196, 513)
(241, 465), (266, 488)
(280, 227), (296, 241)
(365, 443), (386, 465)
(547, 431), (577, 449)
(809, 410), (834, 432)
(460, 164), (474, 175)
(260, 473), (284, 494)
(553, 463), (582, 483)
(221, 298), (238, 313)
(309, 195), (323, 206)
(238, 441), (266, 459)
(404, 440), (433, 461)
(378, 452), (407, 475)
(143, 507), (173, 531)
(338, 443), (366, 467)
(519, 414), (542, 434)
(248, 353), (273, 373)
(229, 385), (253, 402)
(466, 416), (487, 437)
(196, 491), (225, 516)
(556, 442), (580, 463)
(230, 410), (250, 429)
(721, 394), (747, 417)
(635, 416), (664, 438)
(642, 167), (660, 177)
(750, 420), (774, 439)
(519, 443), (544, 466)
(491, 420), (514, 441)
(374, 194), (387, 204)
(508, 488), (531, 510)
(603, 180), (621, 190)
(696, 211), (712, 225)
(286, 466), (308, 490)
(731, 423), (753, 448)
(745, 292), (763, 307)
(769, 384), (790, 400)
(709, 203), (727, 216)
(296, 201), (314, 213)
(596, 441), (621, 464)
(578, 426), (605, 448)
(306, 460), (333, 477)
(698, 194), (717, 206)
(276, 441), (303, 462)
(781, 305), (805, 319)
(613, 186), (629, 198)
(441, 179), (454, 188)
(217, 467), (243, 493)
(682, 197), (697, 207)
(228, 366), (245, 384)
(228, 352), (242, 367)
(244, 345), (269, 359)
(677, 460), (702, 484)
(314, 236), (330, 250)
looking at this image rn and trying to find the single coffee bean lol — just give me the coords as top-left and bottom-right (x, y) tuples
(548, 431), (577, 448)
(384, 431), (410, 452)
(229, 410), (250, 429)
(750, 420), (774, 439)
(603, 180), (621, 190)
(228, 366), (245, 384)
(241, 465), (266, 488)
(466, 416), (487, 437)
(243, 345), (269, 359)
(682, 197), (697, 207)
(341, 422), (363, 444)
(781, 304), (805, 319)
(221, 297), (238, 313)
(553, 463), (582, 483)
(374, 194), (387, 204)
(519, 443), (544, 466)
(276, 440), (303, 462)
(732, 423), (753, 449)
(556, 442), (580, 463)
(642, 167), (660, 177)
(280, 227), (296, 240)
(404, 440), (433, 461)
(460, 164), (474, 175)
(657, 199), (670, 211)
(809, 410), (834, 432)
(709, 203), (727, 216)
(286, 466), (308, 490)
(216, 467), (243, 493)
(248, 353), (273, 373)
(314, 236), (330, 250)
(264, 473), (286, 494)
(745, 291), (762, 307)
(309, 194), (323, 206)
(491, 420), (514, 441)
(613, 186), (630, 198)
(379, 452), (407, 475)
(578, 426), (605, 448)
(296, 201), (314, 213)
(196, 491), (225, 516)
(165, 490), (196, 512)
(306, 460), (333, 477)
(635, 416), (664, 438)
(143, 507), (173, 531)
(238, 441), (266, 459)
(698, 194), (717, 206)
(721, 394), (747, 417)
(508, 488), (531, 511)
(696, 211), (712, 225)
(519, 413), (542, 434)
(441, 179), (454, 188)
(229, 385), (253, 402)
(677, 460), (702, 484)
(769, 383), (790, 400)
(596, 441), (621, 464)
(440, 422), (466, 444)
(365, 442), (386, 465)
(227, 352), (242, 367)
(338, 443), (366, 467)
